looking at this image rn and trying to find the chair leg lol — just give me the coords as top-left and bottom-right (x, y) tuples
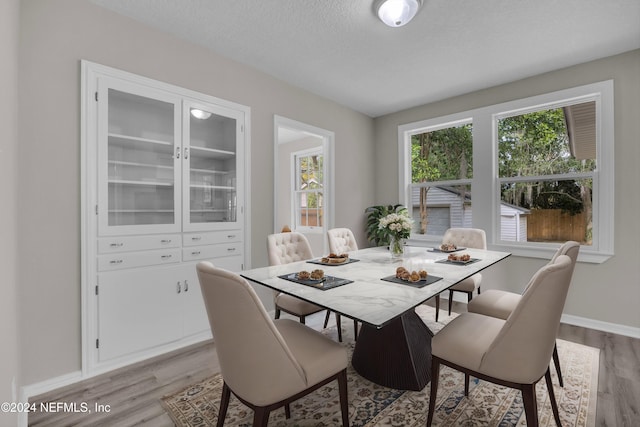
(323, 310), (331, 328)
(464, 373), (470, 396)
(252, 407), (270, 427)
(337, 369), (349, 427)
(522, 383), (539, 427)
(553, 342), (564, 387)
(467, 291), (472, 303)
(448, 290), (454, 316)
(353, 319), (358, 341)
(435, 294), (440, 322)
(335, 313), (342, 342)
(284, 403), (291, 419)
(426, 358), (441, 427)
(217, 382), (231, 427)
(275, 307), (281, 319)
(545, 368), (563, 427)
(300, 315), (306, 325)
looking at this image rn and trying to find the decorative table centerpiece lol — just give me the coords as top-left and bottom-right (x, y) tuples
(378, 211), (413, 258)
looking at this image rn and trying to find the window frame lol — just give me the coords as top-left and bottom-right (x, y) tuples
(399, 80), (614, 263)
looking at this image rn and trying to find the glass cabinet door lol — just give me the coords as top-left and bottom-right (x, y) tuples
(97, 78), (182, 235)
(183, 101), (244, 231)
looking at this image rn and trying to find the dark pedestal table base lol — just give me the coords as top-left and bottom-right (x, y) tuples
(351, 309), (433, 391)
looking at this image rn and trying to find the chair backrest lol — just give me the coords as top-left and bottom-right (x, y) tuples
(327, 228), (358, 254)
(480, 255), (574, 384)
(521, 240), (580, 294)
(267, 232), (314, 266)
(196, 262), (307, 404)
(442, 228), (487, 250)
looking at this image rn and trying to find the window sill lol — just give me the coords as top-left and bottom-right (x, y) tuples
(406, 237), (612, 264)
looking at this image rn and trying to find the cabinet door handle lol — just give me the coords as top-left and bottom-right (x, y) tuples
(161, 254), (172, 260)
(184, 147), (189, 159)
(110, 242), (123, 247)
(109, 259), (123, 264)
(160, 239), (172, 244)
(192, 236), (202, 241)
(227, 234), (236, 239)
(175, 146), (181, 159)
(184, 280), (189, 292)
(227, 247), (236, 252)
(191, 251), (201, 256)
(177, 282), (181, 294)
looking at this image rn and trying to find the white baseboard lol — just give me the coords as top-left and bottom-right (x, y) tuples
(561, 313), (640, 339)
(443, 293), (640, 339)
(18, 370), (83, 427)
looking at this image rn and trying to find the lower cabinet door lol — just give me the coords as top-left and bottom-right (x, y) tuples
(98, 266), (184, 362)
(181, 266), (210, 338)
(181, 256), (243, 337)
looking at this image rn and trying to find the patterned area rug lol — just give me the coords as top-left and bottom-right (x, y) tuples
(162, 305), (599, 426)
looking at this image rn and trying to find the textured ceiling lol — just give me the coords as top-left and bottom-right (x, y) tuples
(90, 0), (640, 117)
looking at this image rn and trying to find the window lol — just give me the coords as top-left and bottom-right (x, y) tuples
(293, 148), (324, 230)
(497, 102), (596, 245)
(399, 81), (614, 262)
(409, 121), (473, 237)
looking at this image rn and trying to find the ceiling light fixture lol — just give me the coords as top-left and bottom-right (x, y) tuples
(190, 109), (212, 120)
(375, 0), (422, 27)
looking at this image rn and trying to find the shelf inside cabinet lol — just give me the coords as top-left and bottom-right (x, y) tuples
(109, 133), (174, 152)
(109, 160), (174, 170)
(109, 179), (174, 187)
(190, 184), (235, 190)
(109, 209), (174, 213)
(189, 145), (235, 159)
(190, 168), (228, 175)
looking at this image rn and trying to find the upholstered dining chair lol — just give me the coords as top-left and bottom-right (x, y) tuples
(196, 262), (349, 427)
(267, 232), (346, 341)
(327, 228), (358, 254)
(427, 254), (574, 427)
(434, 228), (486, 322)
(467, 240), (580, 387)
(326, 228), (360, 339)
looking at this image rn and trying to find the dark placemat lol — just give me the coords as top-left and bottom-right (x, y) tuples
(436, 258), (481, 266)
(381, 274), (443, 289)
(278, 273), (353, 290)
(307, 258), (360, 266)
(429, 247), (467, 253)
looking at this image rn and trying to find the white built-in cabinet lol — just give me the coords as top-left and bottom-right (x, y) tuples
(81, 61), (250, 373)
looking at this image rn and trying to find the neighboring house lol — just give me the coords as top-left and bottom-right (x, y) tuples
(411, 186), (529, 240)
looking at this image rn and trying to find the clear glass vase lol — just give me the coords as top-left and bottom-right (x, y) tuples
(389, 235), (404, 258)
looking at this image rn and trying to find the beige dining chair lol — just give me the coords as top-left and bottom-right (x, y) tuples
(267, 232), (346, 342)
(434, 228), (486, 322)
(427, 254), (574, 427)
(196, 262), (349, 427)
(327, 228), (358, 254)
(326, 228), (360, 340)
(467, 240), (580, 387)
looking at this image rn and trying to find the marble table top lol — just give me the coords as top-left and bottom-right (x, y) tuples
(242, 245), (511, 328)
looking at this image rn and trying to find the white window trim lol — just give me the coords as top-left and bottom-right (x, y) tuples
(399, 80), (614, 263)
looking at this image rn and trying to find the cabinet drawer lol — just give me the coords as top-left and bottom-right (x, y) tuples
(183, 230), (242, 247)
(182, 242), (243, 262)
(98, 248), (181, 271)
(98, 235), (180, 254)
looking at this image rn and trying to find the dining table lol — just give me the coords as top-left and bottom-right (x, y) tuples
(241, 244), (511, 391)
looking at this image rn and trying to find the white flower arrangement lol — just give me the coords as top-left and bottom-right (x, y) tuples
(378, 212), (413, 240)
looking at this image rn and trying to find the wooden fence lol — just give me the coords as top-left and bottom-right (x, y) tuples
(527, 209), (588, 244)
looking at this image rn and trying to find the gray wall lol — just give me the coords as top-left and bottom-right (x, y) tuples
(1, 0), (20, 423)
(374, 50), (640, 329)
(18, 0), (375, 386)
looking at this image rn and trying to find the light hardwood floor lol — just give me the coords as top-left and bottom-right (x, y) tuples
(28, 303), (640, 426)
